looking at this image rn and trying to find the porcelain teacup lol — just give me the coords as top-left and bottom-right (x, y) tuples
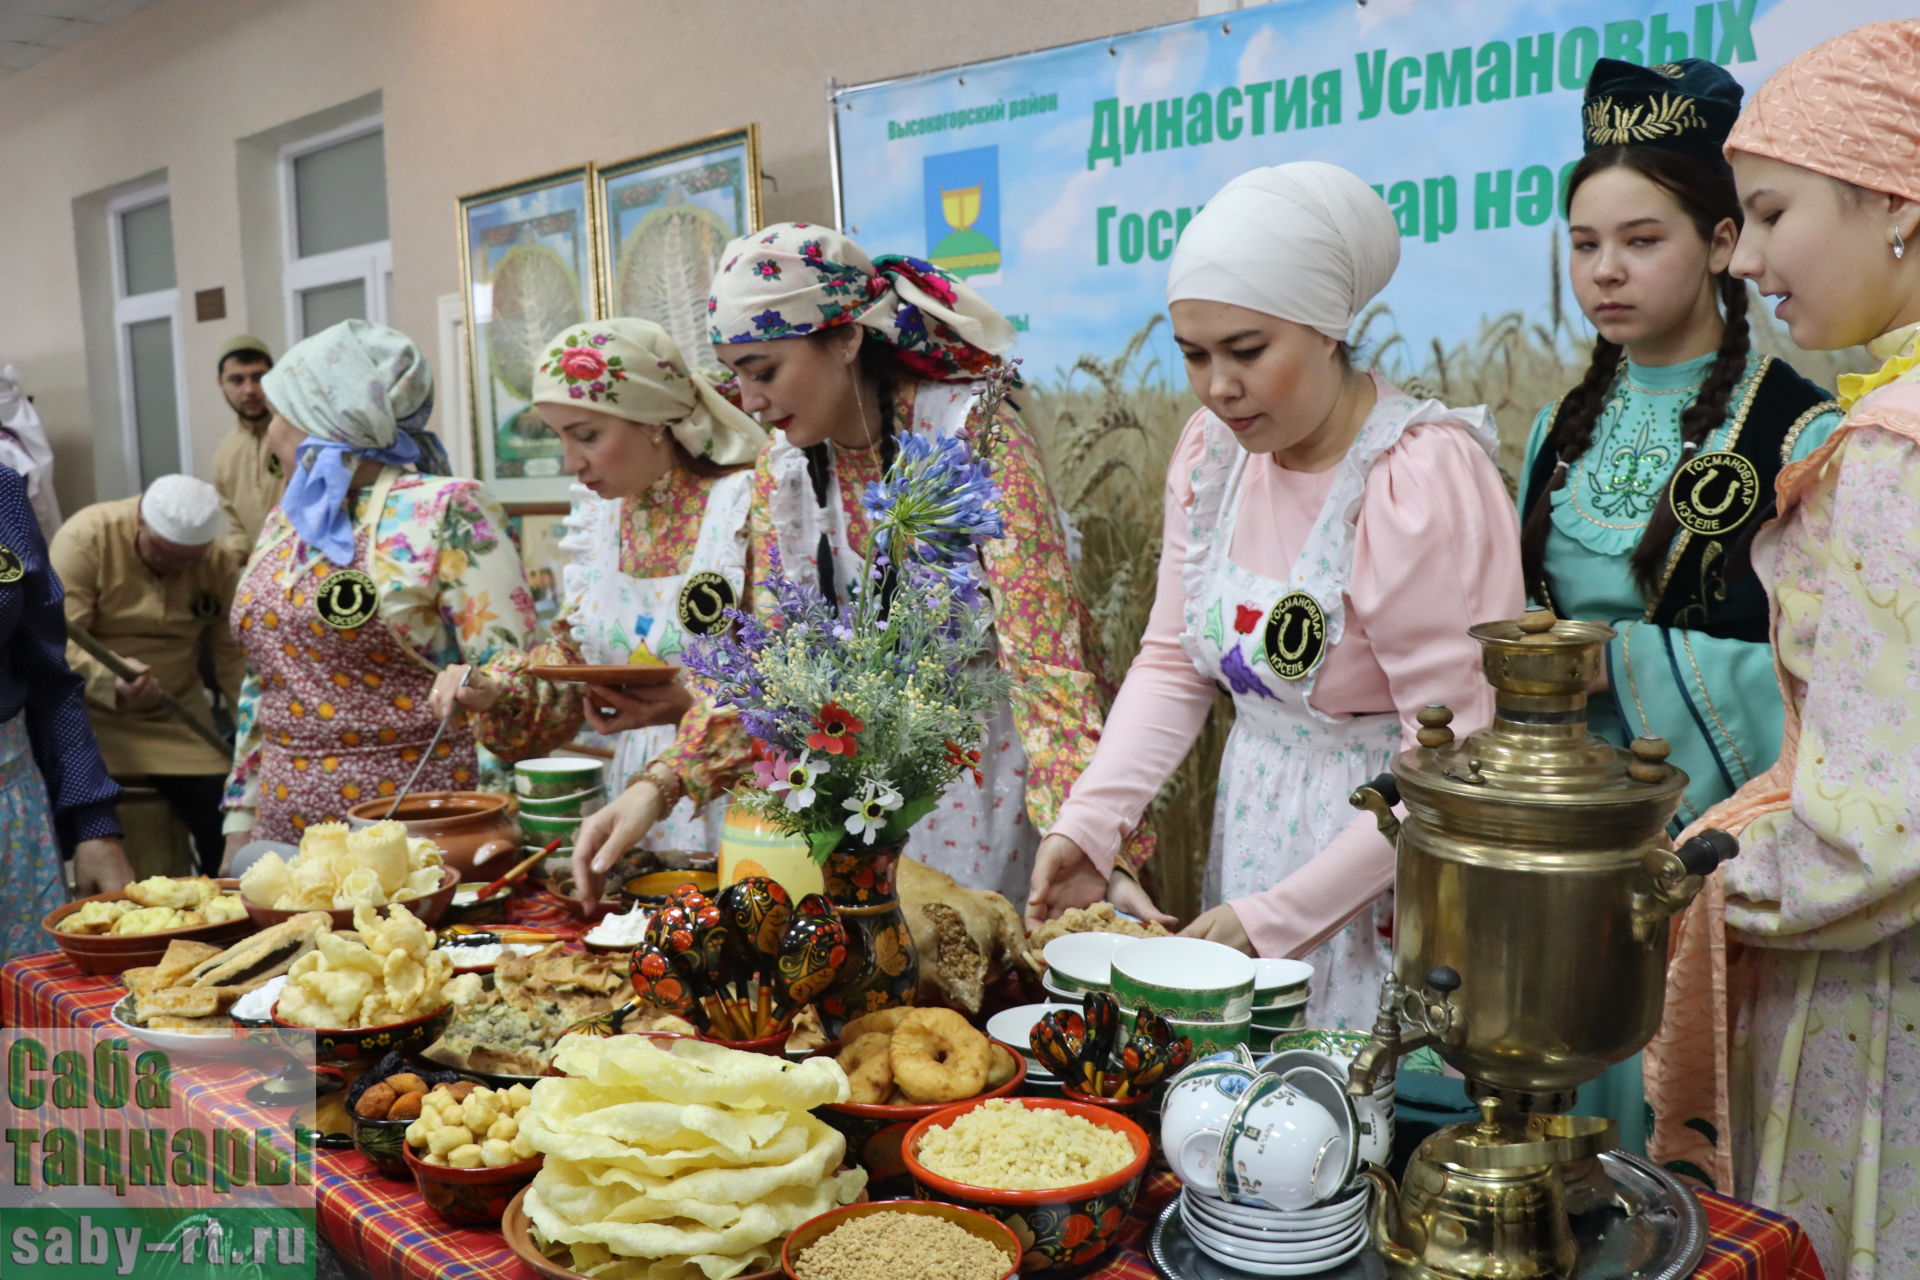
(1211, 1071), (1349, 1210)
(1160, 1058), (1257, 1185)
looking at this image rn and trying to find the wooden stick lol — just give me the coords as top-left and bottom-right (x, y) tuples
(477, 840), (561, 900)
(66, 623), (230, 755)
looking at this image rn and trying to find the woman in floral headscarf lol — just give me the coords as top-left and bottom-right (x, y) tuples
(1641, 21), (1920, 1276)
(571, 225), (1156, 907)
(426, 319), (768, 852)
(219, 320), (553, 856)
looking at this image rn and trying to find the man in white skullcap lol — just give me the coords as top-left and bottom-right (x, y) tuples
(49, 475), (245, 874)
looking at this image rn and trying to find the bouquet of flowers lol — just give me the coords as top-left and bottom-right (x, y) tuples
(684, 370), (1017, 865)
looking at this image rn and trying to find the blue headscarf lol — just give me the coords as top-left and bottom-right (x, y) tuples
(262, 320), (450, 565)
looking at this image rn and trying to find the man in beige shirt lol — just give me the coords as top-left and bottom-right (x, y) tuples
(208, 334), (280, 560)
(50, 475), (245, 875)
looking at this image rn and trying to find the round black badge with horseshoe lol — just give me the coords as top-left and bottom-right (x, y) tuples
(190, 591), (221, 623)
(0, 543), (22, 585)
(1668, 450), (1761, 538)
(315, 569), (378, 630)
(676, 571), (737, 637)
(1262, 591), (1328, 682)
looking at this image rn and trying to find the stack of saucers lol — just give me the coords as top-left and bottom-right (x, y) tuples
(1247, 959), (1313, 1051)
(1177, 1178), (1371, 1273)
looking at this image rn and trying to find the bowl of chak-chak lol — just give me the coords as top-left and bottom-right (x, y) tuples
(501, 1034), (869, 1280)
(270, 903), (456, 1066)
(241, 820), (459, 931)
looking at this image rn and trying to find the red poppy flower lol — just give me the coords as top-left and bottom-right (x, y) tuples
(944, 740), (985, 787)
(807, 702), (864, 756)
(1234, 604), (1262, 634)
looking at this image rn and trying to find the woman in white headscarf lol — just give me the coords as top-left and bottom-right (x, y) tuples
(1028, 162), (1525, 1030)
(219, 320), (554, 855)
(426, 319), (768, 852)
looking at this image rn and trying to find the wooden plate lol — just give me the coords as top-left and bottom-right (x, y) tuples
(503, 1186), (783, 1280)
(528, 664), (677, 686)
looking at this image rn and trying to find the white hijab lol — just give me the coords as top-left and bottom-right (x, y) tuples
(1166, 161), (1401, 340)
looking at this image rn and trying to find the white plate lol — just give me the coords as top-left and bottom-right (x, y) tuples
(111, 997), (238, 1059)
(1181, 1189), (1365, 1242)
(1184, 1181), (1370, 1232)
(1181, 1199), (1368, 1267)
(985, 1001), (1077, 1052)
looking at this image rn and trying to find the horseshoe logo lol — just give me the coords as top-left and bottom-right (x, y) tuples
(315, 569), (378, 630)
(191, 591), (221, 623)
(267, 453), (284, 478)
(1668, 451), (1760, 537)
(676, 571), (737, 637)
(1261, 591), (1328, 682)
(0, 544), (22, 584)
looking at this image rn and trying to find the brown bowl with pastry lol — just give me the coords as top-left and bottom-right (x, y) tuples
(810, 1007), (1026, 1189)
(44, 876), (256, 976)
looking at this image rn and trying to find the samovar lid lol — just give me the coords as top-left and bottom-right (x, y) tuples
(1390, 609), (1686, 836)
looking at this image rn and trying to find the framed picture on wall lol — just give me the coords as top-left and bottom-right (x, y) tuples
(592, 126), (761, 374)
(457, 165), (602, 505)
(504, 503), (571, 634)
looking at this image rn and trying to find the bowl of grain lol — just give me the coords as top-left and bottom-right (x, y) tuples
(902, 1096), (1151, 1272)
(781, 1200), (1019, 1280)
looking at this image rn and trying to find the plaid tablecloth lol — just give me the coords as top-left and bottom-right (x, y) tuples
(2, 885), (1826, 1280)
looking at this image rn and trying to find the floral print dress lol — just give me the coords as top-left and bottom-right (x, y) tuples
(223, 467), (557, 832)
(1648, 326), (1920, 1280)
(654, 380), (1153, 901)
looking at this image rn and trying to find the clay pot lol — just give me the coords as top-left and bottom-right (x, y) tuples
(345, 791), (520, 878)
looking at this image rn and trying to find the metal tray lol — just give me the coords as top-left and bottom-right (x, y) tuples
(1150, 1150), (1707, 1279)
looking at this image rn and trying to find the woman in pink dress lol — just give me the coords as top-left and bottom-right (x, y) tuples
(1028, 162), (1524, 1030)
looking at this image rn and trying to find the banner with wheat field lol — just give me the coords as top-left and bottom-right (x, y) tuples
(829, 0), (1893, 914)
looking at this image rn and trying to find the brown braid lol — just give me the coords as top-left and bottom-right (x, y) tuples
(1627, 274), (1751, 595)
(1520, 144), (1748, 607)
(1519, 333), (1621, 604)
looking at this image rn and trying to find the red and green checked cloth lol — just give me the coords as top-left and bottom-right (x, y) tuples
(2, 885), (1825, 1280)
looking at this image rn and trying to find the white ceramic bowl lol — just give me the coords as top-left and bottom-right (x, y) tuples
(1110, 937), (1256, 1020)
(1042, 933), (1129, 993)
(1210, 1071), (1348, 1210)
(985, 1001), (1077, 1050)
(1252, 958), (1313, 1000)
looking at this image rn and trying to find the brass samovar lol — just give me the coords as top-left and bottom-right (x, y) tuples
(1345, 609), (1736, 1279)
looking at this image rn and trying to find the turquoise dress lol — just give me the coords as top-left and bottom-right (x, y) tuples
(1521, 350), (1842, 1153)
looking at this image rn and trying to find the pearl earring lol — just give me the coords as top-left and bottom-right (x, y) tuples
(1896, 227), (1907, 261)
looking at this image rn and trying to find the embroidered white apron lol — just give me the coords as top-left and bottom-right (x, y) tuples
(557, 470), (753, 852)
(1178, 391), (1497, 1030)
(763, 380), (1038, 903)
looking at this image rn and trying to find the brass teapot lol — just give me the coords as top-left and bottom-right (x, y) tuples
(1344, 609), (1736, 1278)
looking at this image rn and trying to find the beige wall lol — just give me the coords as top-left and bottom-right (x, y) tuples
(0, 0), (1196, 514)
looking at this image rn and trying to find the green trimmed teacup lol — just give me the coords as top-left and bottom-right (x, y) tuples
(513, 757), (605, 800)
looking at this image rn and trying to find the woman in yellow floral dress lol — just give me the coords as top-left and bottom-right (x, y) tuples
(1644, 21), (1920, 1279)
(220, 320), (559, 854)
(573, 225), (1155, 906)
